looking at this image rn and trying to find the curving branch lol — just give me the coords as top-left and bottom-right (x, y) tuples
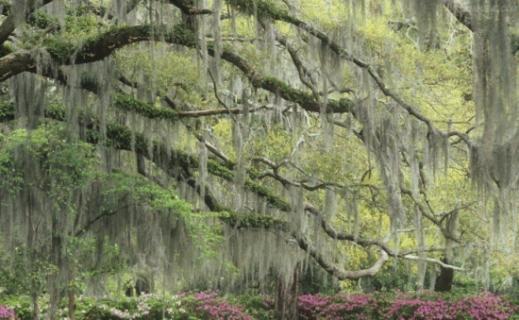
(293, 233), (390, 280)
(252, 156), (377, 192)
(403, 254), (463, 271)
(304, 203), (463, 271)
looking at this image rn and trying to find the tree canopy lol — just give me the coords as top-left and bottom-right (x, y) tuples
(0, 0), (518, 319)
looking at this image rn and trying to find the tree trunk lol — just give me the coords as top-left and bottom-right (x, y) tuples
(436, 213), (457, 292)
(275, 266), (300, 320)
(26, 189), (39, 320)
(434, 257), (454, 292)
(67, 268), (76, 320)
(67, 288), (75, 320)
(47, 215), (63, 320)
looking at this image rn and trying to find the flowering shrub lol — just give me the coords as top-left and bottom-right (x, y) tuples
(83, 294), (183, 320)
(386, 293), (515, 320)
(82, 292), (253, 320)
(298, 294), (332, 317)
(233, 294), (274, 320)
(2, 291), (517, 320)
(386, 297), (451, 319)
(450, 294), (515, 320)
(298, 293), (376, 319)
(297, 293), (515, 320)
(323, 294), (374, 320)
(193, 291), (253, 320)
(0, 306), (14, 320)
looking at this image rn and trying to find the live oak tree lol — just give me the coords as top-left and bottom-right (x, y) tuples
(0, 0), (517, 319)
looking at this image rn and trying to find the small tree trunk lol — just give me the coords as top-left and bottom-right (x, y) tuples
(67, 263), (76, 320)
(26, 191), (39, 320)
(31, 291), (39, 320)
(68, 285), (76, 320)
(47, 216), (63, 320)
(275, 266), (300, 320)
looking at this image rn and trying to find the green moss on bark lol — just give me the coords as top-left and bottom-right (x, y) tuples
(114, 94), (179, 121)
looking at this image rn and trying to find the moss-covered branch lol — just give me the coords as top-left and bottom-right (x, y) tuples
(1, 100), (464, 274)
(0, 22), (354, 114)
(2, 101), (391, 280)
(114, 93), (269, 119)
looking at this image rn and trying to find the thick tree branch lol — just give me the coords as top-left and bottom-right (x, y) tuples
(0, 23), (354, 114)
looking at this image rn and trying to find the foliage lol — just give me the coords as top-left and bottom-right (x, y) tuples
(2, 292), (517, 320)
(192, 291), (253, 320)
(101, 171), (223, 258)
(0, 247), (55, 297)
(298, 293), (378, 320)
(231, 294), (275, 320)
(297, 292), (516, 320)
(386, 293), (515, 320)
(0, 296), (32, 320)
(82, 292), (253, 320)
(0, 123), (96, 204)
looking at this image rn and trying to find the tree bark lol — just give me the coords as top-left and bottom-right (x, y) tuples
(67, 268), (76, 320)
(25, 188), (40, 320)
(67, 289), (75, 320)
(47, 215), (63, 320)
(275, 266), (300, 320)
(31, 286), (39, 320)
